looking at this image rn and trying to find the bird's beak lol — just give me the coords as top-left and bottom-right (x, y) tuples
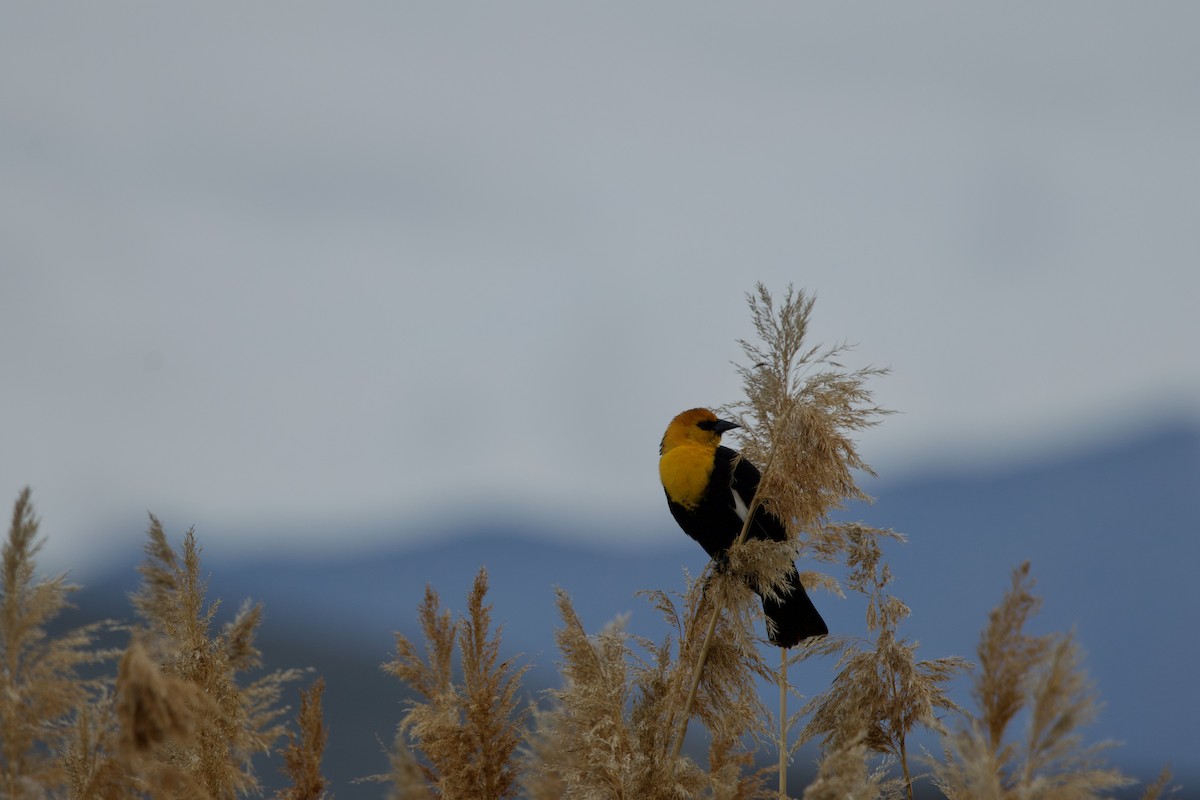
(713, 419), (741, 435)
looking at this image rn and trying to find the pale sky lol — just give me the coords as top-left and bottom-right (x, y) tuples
(3, 3), (1198, 570)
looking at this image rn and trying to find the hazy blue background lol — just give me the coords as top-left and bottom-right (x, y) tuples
(4, 2), (1198, 794)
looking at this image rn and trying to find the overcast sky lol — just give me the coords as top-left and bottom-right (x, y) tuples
(3, 3), (1198, 570)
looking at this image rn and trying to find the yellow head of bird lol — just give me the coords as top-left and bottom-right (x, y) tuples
(659, 408), (741, 455)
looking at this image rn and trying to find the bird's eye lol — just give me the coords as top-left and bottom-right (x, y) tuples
(696, 419), (717, 431)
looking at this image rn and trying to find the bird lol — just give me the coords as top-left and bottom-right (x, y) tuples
(659, 407), (827, 647)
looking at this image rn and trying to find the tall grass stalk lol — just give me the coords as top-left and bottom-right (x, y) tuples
(670, 443), (779, 762)
(779, 646), (788, 799)
(672, 284), (889, 785)
(1, 487), (109, 798)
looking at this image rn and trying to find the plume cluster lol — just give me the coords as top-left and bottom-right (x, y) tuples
(1, 488), (109, 798)
(1, 493), (325, 799)
(799, 524), (968, 799)
(928, 563), (1145, 800)
(378, 568), (527, 800)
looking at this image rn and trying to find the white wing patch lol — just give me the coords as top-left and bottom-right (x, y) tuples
(731, 487), (750, 522)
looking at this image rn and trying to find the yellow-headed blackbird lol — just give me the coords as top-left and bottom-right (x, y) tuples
(659, 408), (828, 647)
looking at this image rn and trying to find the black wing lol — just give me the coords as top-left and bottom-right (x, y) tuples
(723, 446), (788, 543)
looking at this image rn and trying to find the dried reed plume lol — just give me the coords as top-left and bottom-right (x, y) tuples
(380, 567), (527, 799)
(1138, 766), (1178, 800)
(672, 284), (891, 789)
(523, 577), (776, 799)
(276, 678), (330, 800)
(799, 704), (887, 800)
(130, 516), (301, 798)
(116, 637), (198, 758)
(113, 636), (209, 798)
(60, 687), (137, 800)
(2, 494), (320, 799)
(929, 563), (1137, 800)
(1, 488), (109, 799)
(800, 524), (967, 800)
(722, 284), (889, 537)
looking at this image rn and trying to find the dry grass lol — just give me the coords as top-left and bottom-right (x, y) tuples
(377, 568), (527, 800)
(800, 524), (968, 800)
(520, 578), (776, 799)
(1, 487), (112, 798)
(723, 284), (890, 538)
(277, 678), (330, 800)
(130, 516), (302, 798)
(2, 498), (307, 799)
(928, 563), (1140, 800)
(662, 285), (894, 790)
(0, 285), (1175, 799)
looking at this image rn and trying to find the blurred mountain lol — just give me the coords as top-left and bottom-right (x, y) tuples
(61, 420), (1198, 797)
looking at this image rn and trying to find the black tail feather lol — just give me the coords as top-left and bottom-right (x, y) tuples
(760, 566), (827, 648)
